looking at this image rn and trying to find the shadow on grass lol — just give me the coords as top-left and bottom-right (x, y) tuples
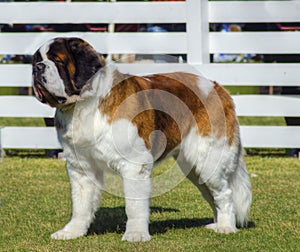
(88, 207), (126, 235)
(88, 206), (214, 236)
(243, 221), (256, 229)
(150, 218), (213, 235)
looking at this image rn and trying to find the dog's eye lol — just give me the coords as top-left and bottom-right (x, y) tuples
(55, 58), (65, 65)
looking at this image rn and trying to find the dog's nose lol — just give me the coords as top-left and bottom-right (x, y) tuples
(33, 62), (46, 75)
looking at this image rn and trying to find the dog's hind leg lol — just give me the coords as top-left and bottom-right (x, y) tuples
(175, 156), (217, 223)
(178, 130), (250, 234)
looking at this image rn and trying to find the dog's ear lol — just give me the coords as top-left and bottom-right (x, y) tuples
(67, 38), (104, 90)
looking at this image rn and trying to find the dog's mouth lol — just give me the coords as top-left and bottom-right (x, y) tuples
(34, 81), (67, 107)
(35, 83), (45, 101)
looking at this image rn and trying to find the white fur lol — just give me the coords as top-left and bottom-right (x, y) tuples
(39, 40), (52, 60)
(198, 76), (214, 97)
(97, 62), (116, 99)
(44, 60), (68, 98)
(46, 62), (251, 242)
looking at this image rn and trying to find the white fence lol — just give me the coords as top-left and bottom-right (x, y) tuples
(0, 0), (300, 153)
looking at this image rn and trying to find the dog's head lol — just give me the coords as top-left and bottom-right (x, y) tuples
(32, 37), (105, 107)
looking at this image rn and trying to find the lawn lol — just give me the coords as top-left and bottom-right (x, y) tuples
(0, 156), (299, 251)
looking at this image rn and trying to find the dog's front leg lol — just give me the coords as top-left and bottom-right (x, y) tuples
(121, 164), (152, 242)
(51, 164), (103, 240)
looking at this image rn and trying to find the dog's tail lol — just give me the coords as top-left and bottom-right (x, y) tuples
(229, 150), (252, 227)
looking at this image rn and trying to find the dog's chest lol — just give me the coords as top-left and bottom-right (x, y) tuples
(55, 105), (152, 172)
(56, 106), (107, 156)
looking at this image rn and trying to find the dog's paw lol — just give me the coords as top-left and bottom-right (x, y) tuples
(205, 223), (218, 231)
(51, 229), (85, 240)
(205, 223), (238, 234)
(122, 232), (151, 242)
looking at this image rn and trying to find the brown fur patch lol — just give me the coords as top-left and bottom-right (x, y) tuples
(212, 82), (239, 146)
(47, 38), (104, 95)
(99, 70), (238, 160)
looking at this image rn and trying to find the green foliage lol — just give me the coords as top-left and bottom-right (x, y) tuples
(0, 156), (299, 251)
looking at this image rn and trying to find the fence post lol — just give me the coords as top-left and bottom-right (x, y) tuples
(186, 0), (210, 64)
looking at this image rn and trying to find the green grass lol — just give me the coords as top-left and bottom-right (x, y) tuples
(226, 86), (259, 95)
(0, 87), (18, 95)
(0, 117), (45, 127)
(0, 156), (299, 251)
(238, 116), (286, 126)
(0, 116), (286, 128)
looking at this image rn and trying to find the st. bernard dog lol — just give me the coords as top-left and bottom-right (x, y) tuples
(32, 37), (251, 242)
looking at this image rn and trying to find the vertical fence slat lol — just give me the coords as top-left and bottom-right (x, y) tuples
(186, 0), (209, 64)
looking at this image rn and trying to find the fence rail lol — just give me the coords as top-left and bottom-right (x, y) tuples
(1, 63), (300, 87)
(0, 2), (186, 24)
(1, 0), (300, 153)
